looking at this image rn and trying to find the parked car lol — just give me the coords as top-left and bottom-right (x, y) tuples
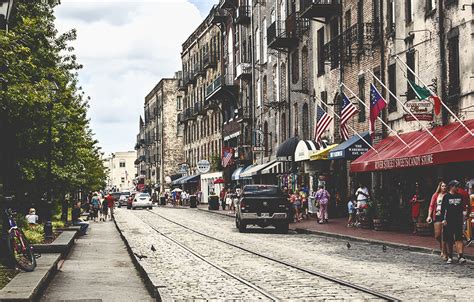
(235, 185), (290, 233)
(117, 194), (129, 208)
(132, 193), (153, 210)
(127, 192), (137, 209)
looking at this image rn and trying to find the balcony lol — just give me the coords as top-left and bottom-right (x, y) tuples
(193, 62), (205, 77)
(184, 108), (193, 121)
(236, 106), (251, 122)
(178, 78), (187, 91)
(300, 0), (342, 19)
(267, 20), (298, 50)
(203, 52), (217, 69)
(183, 71), (196, 86)
(235, 62), (252, 79)
(193, 102), (202, 116)
(205, 74), (237, 101)
(235, 6), (250, 25)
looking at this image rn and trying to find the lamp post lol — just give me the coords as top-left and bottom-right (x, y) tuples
(0, 0), (14, 32)
(44, 101), (53, 239)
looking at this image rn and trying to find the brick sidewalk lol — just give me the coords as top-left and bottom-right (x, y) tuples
(196, 204), (474, 259)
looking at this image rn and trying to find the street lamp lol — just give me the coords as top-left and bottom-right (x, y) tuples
(0, 0), (14, 31)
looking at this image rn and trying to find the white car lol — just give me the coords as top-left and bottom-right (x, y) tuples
(132, 193), (153, 210)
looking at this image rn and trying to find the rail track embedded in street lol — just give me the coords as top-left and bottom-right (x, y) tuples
(140, 209), (400, 301)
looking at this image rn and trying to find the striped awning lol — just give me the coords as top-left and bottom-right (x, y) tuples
(231, 166), (252, 180)
(261, 161), (287, 175)
(240, 160), (277, 178)
(310, 144), (338, 161)
(294, 140), (320, 162)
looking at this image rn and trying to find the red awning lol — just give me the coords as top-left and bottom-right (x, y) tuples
(350, 119), (474, 173)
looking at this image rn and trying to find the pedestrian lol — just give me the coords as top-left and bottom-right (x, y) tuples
(101, 196), (109, 222)
(300, 189), (308, 219)
(225, 189), (233, 214)
(106, 193), (114, 220)
(72, 201), (89, 235)
(90, 193), (100, 222)
(25, 208), (39, 226)
(355, 183), (370, 208)
(441, 180), (467, 264)
(315, 185), (330, 224)
(290, 190), (301, 222)
(347, 195), (356, 227)
(220, 189), (226, 211)
(427, 181), (448, 260)
(409, 182), (425, 234)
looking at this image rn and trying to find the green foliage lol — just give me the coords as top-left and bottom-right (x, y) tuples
(0, 1), (106, 205)
(52, 220), (64, 229)
(210, 153), (222, 172)
(23, 225), (44, 244)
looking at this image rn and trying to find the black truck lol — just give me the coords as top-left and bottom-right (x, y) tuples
(235, 185), (290, 233)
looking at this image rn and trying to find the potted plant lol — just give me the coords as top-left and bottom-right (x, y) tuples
(372, 199), (389, 231)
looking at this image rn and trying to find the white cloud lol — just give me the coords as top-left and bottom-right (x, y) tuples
(54, 0), (215, 155)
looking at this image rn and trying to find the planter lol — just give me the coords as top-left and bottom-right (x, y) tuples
(415, 222), (433, 236)
(359, 216), (372, 229)
(373, 219), (388, 231)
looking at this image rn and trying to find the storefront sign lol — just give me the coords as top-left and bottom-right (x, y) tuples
(197, 160), (210, 173)
(374, 153), (434, 170)
(404, 99), (433, 121)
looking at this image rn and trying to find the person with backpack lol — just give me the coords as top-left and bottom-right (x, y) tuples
(90, 193), (100, 222)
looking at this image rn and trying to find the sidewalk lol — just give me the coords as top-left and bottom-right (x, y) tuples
(196, 204), (474, 259)
(40, 220), (153, 302)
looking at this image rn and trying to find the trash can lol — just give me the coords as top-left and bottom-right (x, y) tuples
(190, 195), (197, 208)
(160, 196), (166, 206)
(208, 195), (219, 210)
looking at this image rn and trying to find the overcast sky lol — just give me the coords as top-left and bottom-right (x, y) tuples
(54, 0), (216, 156)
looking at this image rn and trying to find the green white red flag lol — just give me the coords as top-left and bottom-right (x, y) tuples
(408, 80), (441, 116)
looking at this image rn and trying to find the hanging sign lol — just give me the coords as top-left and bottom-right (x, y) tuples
(197, 160), (210, 173)
(404, 99), (433, 121)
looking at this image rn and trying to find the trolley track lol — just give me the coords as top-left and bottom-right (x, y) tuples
(141, 209), (400, 301)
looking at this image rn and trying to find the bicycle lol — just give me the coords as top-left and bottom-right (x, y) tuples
(2, 196), (37, 272)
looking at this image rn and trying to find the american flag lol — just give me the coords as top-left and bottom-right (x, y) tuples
(314, 105), (333, 143)
(340, 94), (358, 141)
(221, 147), (234, 168)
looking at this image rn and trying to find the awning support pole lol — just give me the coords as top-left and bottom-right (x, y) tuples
(394, 54), (474, 137)
(315, 96), (379, 154)
(367, 69), (441, 144)
(340, 83), (411, 149)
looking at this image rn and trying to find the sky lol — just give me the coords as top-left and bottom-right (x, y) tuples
(54, 0), (216, 156)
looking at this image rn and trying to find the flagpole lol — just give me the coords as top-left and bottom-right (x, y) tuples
(394, 54), (474, 137)
(315, 96), (379, 154)
(340, 83), (410, 149)
(367, 69), (441, 144)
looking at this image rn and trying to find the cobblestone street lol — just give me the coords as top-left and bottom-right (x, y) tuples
(115, 207), (473, 301)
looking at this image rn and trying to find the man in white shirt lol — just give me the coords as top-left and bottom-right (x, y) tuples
(355, 183), (370, 206)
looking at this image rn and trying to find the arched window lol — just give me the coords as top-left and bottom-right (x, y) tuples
(302, 46), (309, 92)
(293, 103), (299, 136)
(280, 63), (287, 101)
(272, 64), (278, 102)
(302, 103), (309, 140)
(292, 50), (299, 84)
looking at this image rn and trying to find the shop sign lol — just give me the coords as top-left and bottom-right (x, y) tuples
(197, 160), (211, 173)
(253, 146), (265, 152)
(347, 143), (369, 157)
(404, 99), (433, 121)
(178, 164), (189, 174)
(374, 153), (434, 170)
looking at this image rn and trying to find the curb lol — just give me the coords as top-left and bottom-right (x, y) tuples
(196, 207), (474, 261)
(0, 254), (62, 301)
(113, 217), (170, 302)
(293, 228), (474, 261)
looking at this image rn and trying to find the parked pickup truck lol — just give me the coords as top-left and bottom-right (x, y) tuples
(235, 185), (290, 233)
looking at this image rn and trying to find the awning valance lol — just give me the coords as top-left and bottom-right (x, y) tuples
(350, 119), (474, 173)
(294, 140), (319, 162)
(329, 132), (371, 160)
(240, 160), (277, 178)
(261, 161), (287, 175)
(172, 174), (200, 185)
(276, 137), (300, 160)
(232, 166), (252, 180)
(310, 144), (338, 161)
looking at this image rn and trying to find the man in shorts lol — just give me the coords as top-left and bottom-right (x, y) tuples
(441, 180), (467, 264)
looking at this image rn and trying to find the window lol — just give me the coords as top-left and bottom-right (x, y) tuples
(426, 0), (436, 13)
(262, 18), (267, 63)
(177, 96), (182, 111)
(448, 34), (460, 96)
(406, 50), (416, 100)
(119, 161), (126, 168)
(372, 0), (380, 40)
(121, 177), (125, 183)
(255, 27), (261, 63)
(358, 76), (366, 122)
(321, 91), (328, 112)
(330, 19), (339, 68)
(388, 64), (397, 113)
(293, 103), (299, 136)
(317, 28), (325, 76)
(301, 47), (309, 92)
(357, 0), (364, 53)
(264, 122), (269, 157)
(280, 63), (287, 101)
(281, 113), (287, 142)
(388, 0), (396, 37)
(291, 50), (299, 84)
(257, 78), (262, 107)
(262, 76), (268, 105)
(302, 103), (309, 140)
(272, 64), (278, 101)
(405, 0), (412, 23)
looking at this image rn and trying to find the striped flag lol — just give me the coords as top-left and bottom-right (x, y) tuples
(314, 105), (333, 143)
(221, 147), (234, 168)
(340, 94), (358, 141)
